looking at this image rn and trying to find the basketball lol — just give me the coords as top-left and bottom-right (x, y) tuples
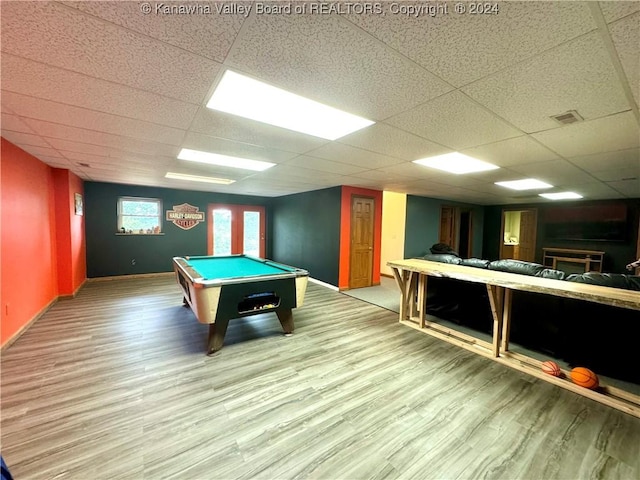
(570, 367), (599, 389)
(541, 360), (562, 377)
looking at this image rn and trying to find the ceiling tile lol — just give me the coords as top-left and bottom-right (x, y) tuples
(606, 177), (640, 196)
(22, 118), (181, 157)
(190, 108), (328, 154)
(225, 13), (452, 120)
(463, 32), (629, 133)
(282, 155), (368, 175)
(609, 12), (640, 107)
(377, 162), (485, 187)
(0, 130), (51, 148)
(181, 132), (298, 164)
(590, 167), (639, 182)
(63, 1), (246, 62)
(461, 136), (561, 167)
(1, 55), (198, 129)
(569, 182), (625, 198)
(568, 147), (640, 172)
(531, 112), (640, 158)
(14, 145), (64, 158)
(599, 1), (640, 23)
(45, 138), (178, 160)
(338, 123), (450, 161)
(1, 1), (220, 104)
(507, 159), (598, 185)
(386, 91), (522, 149)
(307, 143), (405, 169)
(347, 2), (594, 86)
(2, 92), (186, 146)
(1, 113), (36, 134)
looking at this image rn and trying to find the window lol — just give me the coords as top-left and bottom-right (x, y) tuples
(117, 197), (162, 234)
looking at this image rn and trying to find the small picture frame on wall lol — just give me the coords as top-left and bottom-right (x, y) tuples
(74, 193), (83, 216)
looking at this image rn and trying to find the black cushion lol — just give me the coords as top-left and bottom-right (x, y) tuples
(460, 258), (490, 269)
(422, 253), (462, 265)
(536, 268), (566, 280)
(565, 272), (640, 291)
(488, 259), (545, 277)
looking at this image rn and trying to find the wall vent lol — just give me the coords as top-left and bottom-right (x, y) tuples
(551, 110), (583, 125)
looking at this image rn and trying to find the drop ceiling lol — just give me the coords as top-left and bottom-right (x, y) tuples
(1, 1), (639, 204)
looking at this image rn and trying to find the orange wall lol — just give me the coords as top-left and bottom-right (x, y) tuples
(1, 138), (59, 345)
(53, 169), (86, 295)
(338, 186), (383, 290)
(1, 138), (85, 347)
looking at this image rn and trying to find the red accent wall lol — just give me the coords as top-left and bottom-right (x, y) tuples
(338, 186), (383, 290)
(53, 169), (86, 295)
(1, 138), (85, 347)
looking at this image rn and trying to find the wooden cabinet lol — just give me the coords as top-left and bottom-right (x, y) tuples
(542, 248), (604, 273)
(501, 243), (520, 260)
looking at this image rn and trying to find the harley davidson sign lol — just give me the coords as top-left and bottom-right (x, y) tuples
(166, 203), (205, 230)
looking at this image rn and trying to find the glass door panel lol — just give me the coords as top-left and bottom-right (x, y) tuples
(243, 211), (261, 257)
(212, 209), (232, 256)
(208, 205), (265, 258)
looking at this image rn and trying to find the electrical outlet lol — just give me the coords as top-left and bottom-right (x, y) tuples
(131, 259), (136, 266)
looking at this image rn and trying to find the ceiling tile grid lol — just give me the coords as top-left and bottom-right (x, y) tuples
(62, 1), (247, 62)
(2, 55), (199, 129)
(462, 32), (630, 133)
(386, 91), (523, 150)
(346, 1), (595, 87)
(224, 12), (453, 120)
(608, 12), (640, 106)
(1, 1), (221, 104)
(1, 1), (638, 202)
(2, 91), (187, 146)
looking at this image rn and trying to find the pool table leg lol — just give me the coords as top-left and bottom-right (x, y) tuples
(207, 319), (230, 355)
(275, 309), (294, 335)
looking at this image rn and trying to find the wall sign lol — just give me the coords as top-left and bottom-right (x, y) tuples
(166, 203), (205, 230)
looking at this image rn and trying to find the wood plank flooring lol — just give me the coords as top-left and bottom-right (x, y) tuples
(1, 276), (639, 479)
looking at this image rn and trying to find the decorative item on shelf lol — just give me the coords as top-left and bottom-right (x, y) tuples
(154, 226), (160, 234)
(139, 229), (144, 234)
(120, 227), (125, 233)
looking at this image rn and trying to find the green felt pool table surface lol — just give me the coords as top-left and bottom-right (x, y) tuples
(184, 255), (301, 280)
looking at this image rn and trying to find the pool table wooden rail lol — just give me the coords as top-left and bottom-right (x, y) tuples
(387, 258), (640, 418)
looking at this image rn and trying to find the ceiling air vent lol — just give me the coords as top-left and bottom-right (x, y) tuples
(551, 110), (583, 125)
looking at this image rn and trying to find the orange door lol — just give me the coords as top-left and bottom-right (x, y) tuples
(349, 196), (375, 288)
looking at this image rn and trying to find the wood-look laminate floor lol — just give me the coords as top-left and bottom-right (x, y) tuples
(1, 276), (639, 480)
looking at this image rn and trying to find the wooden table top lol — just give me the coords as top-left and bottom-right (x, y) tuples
(387, 259), (640, 311)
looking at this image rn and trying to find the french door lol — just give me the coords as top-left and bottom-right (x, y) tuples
(208, 204), (266, 258)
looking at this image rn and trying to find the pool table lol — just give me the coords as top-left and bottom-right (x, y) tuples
(172, 255), (309, 354)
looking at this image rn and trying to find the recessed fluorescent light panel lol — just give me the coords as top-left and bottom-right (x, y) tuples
(495, 179), (553, 190)
(207, 70), (375, 140)
(165, 172), (235, 185)
(413, 152), (499, 174)
(178, 148), (275, 171)
(539, 192), (583, 200)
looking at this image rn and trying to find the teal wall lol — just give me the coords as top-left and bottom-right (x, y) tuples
(270, 187), (342, 286)
(404, 195), (485, 259)
(84, 182), (270, 277)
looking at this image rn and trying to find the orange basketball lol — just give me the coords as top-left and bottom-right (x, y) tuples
(570, 367), (599, 389)
(541, 360), (562, 377)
